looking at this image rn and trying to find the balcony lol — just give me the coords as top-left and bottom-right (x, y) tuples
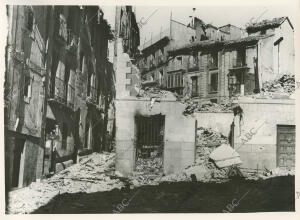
(188, 61), (199, 72)
(230, 58), (249, 70)
(48, 77), (75, 110)
(86, 86), (97, 105)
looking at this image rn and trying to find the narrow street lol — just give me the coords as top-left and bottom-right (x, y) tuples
(4, 5), (297, 215)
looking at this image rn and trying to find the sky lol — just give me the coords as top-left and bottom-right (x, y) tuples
(101, 5), (296, 48)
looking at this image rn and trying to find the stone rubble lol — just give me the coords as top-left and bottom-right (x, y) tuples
(262, 74), (295, 95)
(7, 152), (124, 214)
(183, 100), (235, 115)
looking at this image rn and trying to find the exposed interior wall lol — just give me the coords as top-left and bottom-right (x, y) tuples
(116, 99), (195, 175)
(233, 98), (295, 170)
(274, 20), (294, 75)
(258, 36), (275, 86)
(194, 112), (234, 137)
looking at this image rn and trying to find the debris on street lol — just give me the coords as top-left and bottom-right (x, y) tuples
(7, 152), (124, 214)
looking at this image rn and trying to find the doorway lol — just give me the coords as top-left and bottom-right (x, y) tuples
(135, 114), (165, 173)
(12, 138), (25, 188)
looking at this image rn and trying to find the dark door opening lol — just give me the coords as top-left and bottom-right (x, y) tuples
(12, 138), (25, 188)
(135, 114), (165, 173)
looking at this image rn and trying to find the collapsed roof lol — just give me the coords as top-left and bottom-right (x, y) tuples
(246, 16), (293, 33)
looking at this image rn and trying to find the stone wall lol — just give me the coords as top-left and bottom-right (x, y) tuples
(233, 98), (295, 170)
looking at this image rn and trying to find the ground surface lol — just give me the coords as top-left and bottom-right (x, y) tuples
(32, 175), (295, 213)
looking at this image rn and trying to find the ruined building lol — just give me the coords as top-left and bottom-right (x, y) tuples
(137, 16), (196, 95)
(115, 8), (195, 176)
(5, 5), (115, 189)
(5, 6), (49, 190)
(169, 16), (294, 103)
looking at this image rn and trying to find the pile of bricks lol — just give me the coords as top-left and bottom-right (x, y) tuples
(262, 74), (295, 94)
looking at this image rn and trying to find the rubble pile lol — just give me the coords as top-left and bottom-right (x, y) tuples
(260, 167), (295, 179)
(7, 152), (124, 214)
(7, 182), (58, 214)
(183, 100), (234, 115)
(135, 157), (163, 174)
(193, 127), (233, 182)
(261, 74), (295, 95)
(47, 152), (123, 194)
(197, 127), (228, 148)
(137, 86), (177, 100)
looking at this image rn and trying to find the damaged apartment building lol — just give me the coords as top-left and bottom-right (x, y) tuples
(115, 14), (295, 177)
(115, 10), (196, 176)
(5, 5), (115, 190)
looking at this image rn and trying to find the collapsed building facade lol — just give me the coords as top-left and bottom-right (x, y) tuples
(115, 15), (295, 176)
(5, 5), (115, 190)
(115, 8), (195, 176)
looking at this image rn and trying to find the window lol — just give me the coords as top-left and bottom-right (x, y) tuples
(61, 123), (68, 149)
(24, 75), (32, 98)
(210, 72), (218, 92)
(27, 9), (34, 31)
(177, 56), (182, 65)
(209, 52), (218, 69)
(59, 14), (67, 41)
(191, 76), (198, 96)
(167, 73), (183, 88)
